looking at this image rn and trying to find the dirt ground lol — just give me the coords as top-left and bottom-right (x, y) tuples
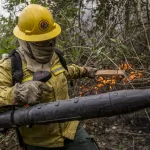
(83, 109), (150, 150)
(0, 109), (150, 150)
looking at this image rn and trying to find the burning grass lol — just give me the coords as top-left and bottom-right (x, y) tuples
(79, 63), (143, 96)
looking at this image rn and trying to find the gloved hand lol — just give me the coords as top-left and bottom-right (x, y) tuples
(14, 81), (52, 105)
(83, 67), (97, 79)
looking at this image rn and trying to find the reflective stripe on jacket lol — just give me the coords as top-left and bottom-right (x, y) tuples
(0, 52), (86, 147)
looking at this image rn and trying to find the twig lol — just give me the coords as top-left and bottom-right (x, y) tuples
(132, 136), (135, 150)
(101, 52), (135, 89)
(118, 131), (150, 136)
(144, 109), (150, 121)
(95, 0), (128, 48)
(140, 12), (150, 52)
(130, 40), (145, 69)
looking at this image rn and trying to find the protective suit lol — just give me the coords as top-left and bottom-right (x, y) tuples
(0, 4), (99, 150)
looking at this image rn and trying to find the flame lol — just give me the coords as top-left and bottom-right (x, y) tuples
(123, 71), (143, 82)
(118, 63), (132, 70)
(79, 63), (143, 96)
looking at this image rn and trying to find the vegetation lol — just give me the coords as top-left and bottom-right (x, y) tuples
(0, 0), (150, 149)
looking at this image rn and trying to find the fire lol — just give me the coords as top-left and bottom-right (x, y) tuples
(123, 71), (143, 82)
(118, 63), (132, 70)
(79, 63), (143, 96)
(79, 75), (117, 96)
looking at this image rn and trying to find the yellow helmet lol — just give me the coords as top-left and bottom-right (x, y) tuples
(13, 4), (61, 42)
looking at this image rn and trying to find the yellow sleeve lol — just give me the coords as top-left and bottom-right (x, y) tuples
(64, 64), (86, 79)
(0, 58), (14, 106)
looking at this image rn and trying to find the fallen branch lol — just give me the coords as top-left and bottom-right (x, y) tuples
(95, 70), (125, 76)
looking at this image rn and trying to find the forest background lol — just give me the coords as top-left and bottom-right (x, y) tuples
(0, 0), (150, 149)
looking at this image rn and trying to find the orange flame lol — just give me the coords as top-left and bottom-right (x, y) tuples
(79, 63), (143, 96)
(118, 63), (132, 70)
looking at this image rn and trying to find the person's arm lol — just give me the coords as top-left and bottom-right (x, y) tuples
(0, 58), (52, 106)
(64, 64), (97, 79)
(0, 58), (14, 106)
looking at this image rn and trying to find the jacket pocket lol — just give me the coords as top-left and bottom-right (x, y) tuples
(51, 66), (69, 100)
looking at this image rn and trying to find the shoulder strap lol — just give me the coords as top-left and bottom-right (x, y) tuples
(55, 49), (68, 71)
(55, 49), (73, 86)
(9, 50), (23, 85)
(8, 49), (68, 85)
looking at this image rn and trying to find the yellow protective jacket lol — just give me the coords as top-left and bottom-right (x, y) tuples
(0, 52), (86, 147)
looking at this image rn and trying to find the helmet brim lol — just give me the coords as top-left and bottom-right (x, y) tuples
(13, 23), (61, 42)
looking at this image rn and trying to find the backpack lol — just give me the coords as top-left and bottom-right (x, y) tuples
(8, 49), (69, 85)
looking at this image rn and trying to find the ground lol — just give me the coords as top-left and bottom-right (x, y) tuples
(0, 109), (150, 150)
(84, 109), (150, 150)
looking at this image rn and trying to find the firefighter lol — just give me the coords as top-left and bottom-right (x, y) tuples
(0, 4), (99, 150)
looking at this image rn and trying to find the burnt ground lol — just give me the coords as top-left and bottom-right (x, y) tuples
(83, 109), (150, 150)
(0, 109), (150, 150)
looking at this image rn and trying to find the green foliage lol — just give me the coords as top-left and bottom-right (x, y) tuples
(0, 36), (16, 54)
(0, 0), (19, 54)
(0, 0), (150, 80)
(0, 0), (41, 54)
